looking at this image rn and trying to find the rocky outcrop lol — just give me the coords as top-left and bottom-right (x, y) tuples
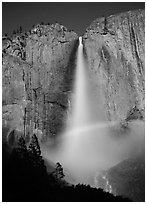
(2, 23), (78, 144)
(83, 9), (145, 122)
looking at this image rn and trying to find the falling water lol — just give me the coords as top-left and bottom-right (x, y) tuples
(42, 37), (145, 187)
(67, 36), (106, 134)
(69, 36), (98, 129)
(59, 36), (106, 185)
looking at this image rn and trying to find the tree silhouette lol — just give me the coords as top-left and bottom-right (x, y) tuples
(3, 134), (132, 202)
(16, 136), (27, 158)
(2, 131), (133, 202)
(54, 162), (65, 180)
(28, 134), (45, 169)
(29, 134), (41, 155)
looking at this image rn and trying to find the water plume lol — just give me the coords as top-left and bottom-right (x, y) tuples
(41, 37), (145, 187)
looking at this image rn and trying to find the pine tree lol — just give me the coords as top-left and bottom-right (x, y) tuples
(29, 134), (41, 156)
(54, 162), (65, 180)
(28, 134), (44, 168)
(16, 136), (28, 159)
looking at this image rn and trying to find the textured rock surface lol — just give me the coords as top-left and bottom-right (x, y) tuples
(2, 8), (145, 201)
(2, 23), (78, 143)
(83, 9), (145, 202)
(83, 9), (145, 122)
(3, 9), (145, 144)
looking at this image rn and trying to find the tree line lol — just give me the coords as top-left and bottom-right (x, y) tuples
(2, 134), (132, 202)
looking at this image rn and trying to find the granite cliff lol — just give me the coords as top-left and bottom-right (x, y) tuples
(82, 9), (145, 201)
(2, 9), (145, 146)
(2, 23), (78, 144)
(83, 9), (145, 122)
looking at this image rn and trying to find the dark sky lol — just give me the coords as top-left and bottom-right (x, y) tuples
(2, 2), (145, 36)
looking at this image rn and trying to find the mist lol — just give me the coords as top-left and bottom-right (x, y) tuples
(41, 37), (145, 187)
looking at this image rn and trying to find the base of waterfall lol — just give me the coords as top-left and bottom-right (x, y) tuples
(41, 119), (144, 188)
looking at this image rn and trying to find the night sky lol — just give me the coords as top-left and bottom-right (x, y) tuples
(3, 2), (145, 36)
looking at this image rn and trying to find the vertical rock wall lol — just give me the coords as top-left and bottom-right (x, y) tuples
(3, 9), (145, 145)
(83, 9), (145, 122)
(83, 9), (145, 202)
(2, 24), (78, 144)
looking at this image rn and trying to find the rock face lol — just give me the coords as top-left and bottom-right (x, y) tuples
(2, 8), (145, 201)
(96, 153), (145, 201)
(83, 9), (145, 122)
(83, 9), (145, 202)
(2, 23), (78, 144)
(3, 9), (145, 144)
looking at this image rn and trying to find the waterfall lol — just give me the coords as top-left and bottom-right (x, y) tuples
(70, 36), (91, 129)
(59, 37), (110, 185)
(67, 36), (106, 133)
(42, 37), (145, 187)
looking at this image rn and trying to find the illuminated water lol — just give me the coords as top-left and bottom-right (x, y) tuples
(68, 37), (106, 130)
